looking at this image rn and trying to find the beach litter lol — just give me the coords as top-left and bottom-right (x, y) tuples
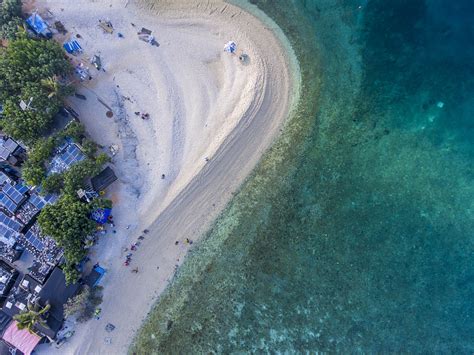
(54, 20), (67, 34)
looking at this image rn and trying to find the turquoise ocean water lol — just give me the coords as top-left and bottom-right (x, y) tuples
(132, 0), (474, 352)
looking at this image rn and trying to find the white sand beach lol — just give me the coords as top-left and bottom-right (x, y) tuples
(31, 0), (300, 353)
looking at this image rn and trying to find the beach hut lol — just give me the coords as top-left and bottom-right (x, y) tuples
(63, 40), (82, 55)
(224, 41), (237, 53)
(26, 12), (52, 39)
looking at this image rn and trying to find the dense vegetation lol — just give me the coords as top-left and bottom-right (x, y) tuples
(64, 285), (103, 322)
(38, 195), (95, 282)
(0, 12), (72, 143)
(0, 0), (23, 40)
(0, 2), (111, 285)
(32, 126), (110, 283)
(22, 122), (107, 193)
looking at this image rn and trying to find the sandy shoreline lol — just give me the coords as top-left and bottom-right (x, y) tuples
(32, 0), (300, 353)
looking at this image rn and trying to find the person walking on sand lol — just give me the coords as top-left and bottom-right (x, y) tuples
(132, 267), (139, 273)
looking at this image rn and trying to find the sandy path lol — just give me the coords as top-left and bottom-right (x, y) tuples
(33, 0), (300, 353)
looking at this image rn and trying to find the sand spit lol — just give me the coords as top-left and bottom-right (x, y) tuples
(32, 0), (300, 353)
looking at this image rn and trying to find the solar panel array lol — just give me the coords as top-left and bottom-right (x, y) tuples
(24, 229), (45, 251)
(62, 144), (85, 166)
(28, 194), (45, 210)
(0, 211), (22, 232)
(16, 184), (28, 194)
(0, 224), (17, 240)
(3, 182), (27, 204)
(49, 143), (86, 175)
(28, 193), (58, 210)
(0, 193), (18, 214)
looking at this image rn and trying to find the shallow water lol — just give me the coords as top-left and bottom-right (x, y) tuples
(132, 0), (474, 353)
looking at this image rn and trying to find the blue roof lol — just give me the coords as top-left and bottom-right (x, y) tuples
(26, 13), (50, 36)
(48, 142), (86, 175)
(63, 40), (82, 54)
(0, 224), (17, 240)
(2, 182), (27, 205)
(24, 228), (45, 251)
(0, 211), (22, 232)
(0, 193), (18, 214)
(28, 193), (46, 210)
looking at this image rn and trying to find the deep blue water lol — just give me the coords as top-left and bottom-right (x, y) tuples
(132, 0), (474, 353)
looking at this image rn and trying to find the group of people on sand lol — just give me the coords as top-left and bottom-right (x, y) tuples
(123, 230), (148, 271)
(134, 111), (150, 120)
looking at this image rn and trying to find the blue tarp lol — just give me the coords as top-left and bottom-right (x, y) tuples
(92, 266), (106, 286)
(86, 265), (106, 287)
(90, 207), (111, 224)
(63, 40), (82, 54)
(26, 13), (51, 38)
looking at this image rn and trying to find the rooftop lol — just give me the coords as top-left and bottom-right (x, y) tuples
(47, 142), (85, 175)
(0, 139), (19, 162)
(0, 262), (18, 300)
(2, 182), (28, 206)
(91, 166), (117, 192)
(0, 173), (11, 186)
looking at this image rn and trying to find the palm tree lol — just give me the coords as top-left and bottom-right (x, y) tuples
(41, 76), (75, 99)
(13, 301), (51, 334)
(41, 76), (61, 99)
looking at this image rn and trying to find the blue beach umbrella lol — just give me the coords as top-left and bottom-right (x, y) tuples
(224, 41), (237, 53)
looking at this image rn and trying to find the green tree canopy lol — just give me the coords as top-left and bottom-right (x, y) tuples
(64, 285), (103, 322)
(0, 37), (70, 95)
(21, 137), (56, 186)
(0, 36), (72, 142)
(0, 0), (22, 21)
(38, 194), (95, 266)
(0, 0), (23, 40)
